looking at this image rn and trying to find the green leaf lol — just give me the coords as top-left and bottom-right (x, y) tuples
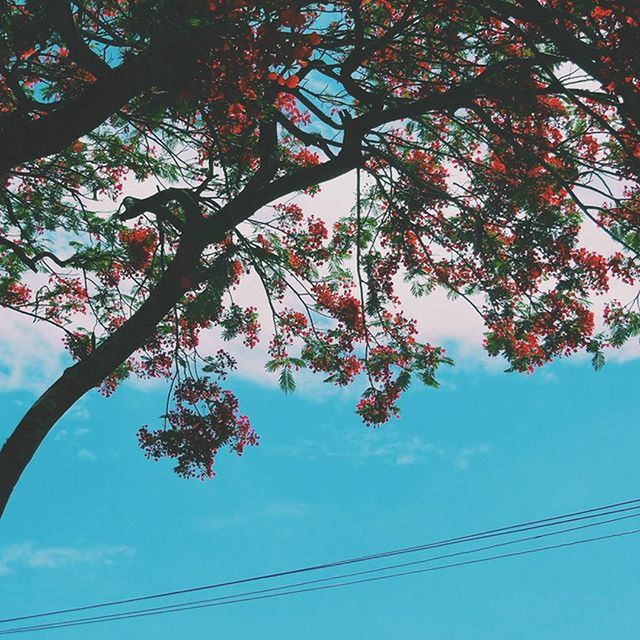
(591, 351), (605, 371)
(611, 324), (630, 347)
(185, 283), (223, 323)
(410, 280), (431, 298)
(279, 368), (296, 394)
(396, 370), (412, 391)
(419, 370), (440, 388)
(264, 359), (280, 373)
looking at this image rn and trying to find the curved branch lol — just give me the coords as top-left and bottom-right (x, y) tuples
(0, 24), (219, 175)
(50, 0), (112, 79)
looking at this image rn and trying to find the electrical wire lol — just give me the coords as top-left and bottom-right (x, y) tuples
(3, 509), (639, 635)
(2, 523), (638, 635)
(2, 497), (638, 626)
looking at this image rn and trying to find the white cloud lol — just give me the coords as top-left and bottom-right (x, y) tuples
(77, 448), (97, 461)
(454, 444), (492, 470)
(0, 309), (66, 394)
(272, 429), (490, 471)
(1, 172), (638, 400)
(197, 501), (309, 530)
(71, 407), (91, 421)
(0, 543), (135, 575)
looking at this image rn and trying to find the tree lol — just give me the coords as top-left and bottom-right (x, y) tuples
(1, 0), (639, 519)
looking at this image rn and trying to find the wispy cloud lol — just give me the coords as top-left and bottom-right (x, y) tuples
(453, 444), (491, 470)
(198, 501), (308, 531)
(273, 430), (490, 470)
(70, 406), (91, 421)
(54, 426), (91, 441)
(0, 310), (66, 394)
(3, 175), (636, 401)
(0, 543), (135, 575)
(52, 425), (96, 460)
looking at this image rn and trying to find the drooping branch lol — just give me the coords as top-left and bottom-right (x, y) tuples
(0, 139), (366, 516)
(0, 228), (207, 519)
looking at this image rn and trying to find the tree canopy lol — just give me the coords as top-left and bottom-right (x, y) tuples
(1, 0), (639, 517)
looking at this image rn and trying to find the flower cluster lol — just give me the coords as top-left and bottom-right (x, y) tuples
(137, 377), (258, 480)
(118, 226), (158, 274)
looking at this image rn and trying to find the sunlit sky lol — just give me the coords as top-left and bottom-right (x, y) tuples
(2, 343), (639, 638)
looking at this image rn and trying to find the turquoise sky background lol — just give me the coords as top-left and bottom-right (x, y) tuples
(1, 349), (639, 638)
(1, 5), (639, 635)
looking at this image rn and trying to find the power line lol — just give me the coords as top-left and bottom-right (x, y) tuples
(2, 497), (638, 626)
(2, 498), (639, 627)
(4, 509), (639, 635)
(3, 523), (638, 635)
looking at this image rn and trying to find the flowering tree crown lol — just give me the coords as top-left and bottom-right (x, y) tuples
(1, 0), (639, 483)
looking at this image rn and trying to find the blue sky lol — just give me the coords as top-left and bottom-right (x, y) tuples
(1, 350), (639, 638)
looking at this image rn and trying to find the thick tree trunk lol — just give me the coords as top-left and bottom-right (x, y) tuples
(0, 234), (206, 519)
(0, 140), (361, 520)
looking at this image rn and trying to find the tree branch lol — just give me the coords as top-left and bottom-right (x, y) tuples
(50, 0), (112, 79)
